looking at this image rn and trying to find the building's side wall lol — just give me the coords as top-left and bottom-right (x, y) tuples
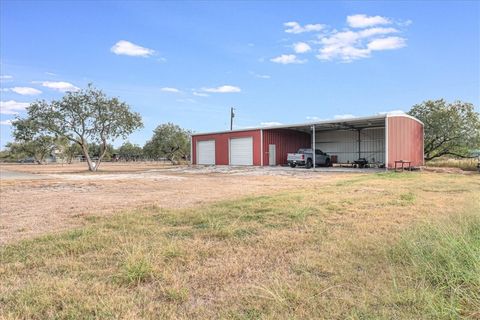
(315, 127), (385, 164)
(387, 116), (424, 168)
(192, 130), (261, 165)
(263, 129), (311, 166)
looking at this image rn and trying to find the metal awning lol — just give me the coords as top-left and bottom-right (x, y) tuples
(285, 118), (386, 133)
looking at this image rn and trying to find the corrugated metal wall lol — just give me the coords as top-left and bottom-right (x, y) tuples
(192, 130), (262, 165)
(263, 129), (311, 165)
(315, 127), (385, 164)
(387, 116), (424, 168)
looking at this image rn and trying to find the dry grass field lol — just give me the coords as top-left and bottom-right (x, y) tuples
(0, 162), (176, 174)
(1, 164), (338, 244)
(426, 158), (479, 171)
(0, 163), (479, 319)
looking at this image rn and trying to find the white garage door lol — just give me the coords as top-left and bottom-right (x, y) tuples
(230, 137), (253, 165)
(197, 140), (215, 165)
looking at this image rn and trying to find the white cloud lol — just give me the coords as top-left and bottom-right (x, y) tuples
(306, 116), (323, 121)
(293, 42), (312, 53)
(0, 75), (13, 80)
(399, 19), (413, 27)
(334, 114), (356, 120)
(111, 40), (155, 57)
(41, 81), (79, 92)
(316, 27), (404, 62)
(280, 15), (408, 63)
(270, 54), (306, 64)
(347, 14), (391, 28)
(284, 21), (324, 34)
(377, 109), (405, 115)
(367, 36), (406, 51)
(317, 30), (368, 61)
(8, 87), (42, 95)
(249, 71), (271, 79)
(45, 72), (57, 76)
(0, 100), (30, 115)
(260, 121), (283, 126)
(192, 92), (209, 97)
(201, 85), (241, 93)
(0, 119), (13, 126)
(160, 87), (180, 93)
(357, 27), (399, 38)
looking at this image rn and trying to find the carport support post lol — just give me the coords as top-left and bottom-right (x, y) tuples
(312, 125), (316, 169)
(358, 129), (361, 160)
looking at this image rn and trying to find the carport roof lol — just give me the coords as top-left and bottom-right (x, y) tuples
(192, 113), (421, 136)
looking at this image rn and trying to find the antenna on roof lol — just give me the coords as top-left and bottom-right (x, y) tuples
(230, 107), (235, 130)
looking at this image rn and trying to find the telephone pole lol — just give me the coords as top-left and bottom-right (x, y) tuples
(230, 107), (235, 130)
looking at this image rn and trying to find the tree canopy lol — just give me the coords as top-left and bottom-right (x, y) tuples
(144, 123), (191, 164)
(9, 117), (58, 164)
(118, 142), (143, 161)
(408, 99), (480, 161)
(21, 84), (143, 171)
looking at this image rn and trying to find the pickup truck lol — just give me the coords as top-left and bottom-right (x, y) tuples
(287, 148), (331, 168)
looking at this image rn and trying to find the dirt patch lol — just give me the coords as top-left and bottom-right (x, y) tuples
(0, 164), (350, 244)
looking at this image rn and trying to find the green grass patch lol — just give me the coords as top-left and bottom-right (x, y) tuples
(163, 287), (189, 303)
(375, 171), (420, 179)
(399, 192), (415, 203)
(119, 250), (155, 285)
(389, 214), (480, 318)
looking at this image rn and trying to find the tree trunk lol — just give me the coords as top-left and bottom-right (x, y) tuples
(80, 143), (96, 172)
(34, 153), (44, 165)
(95, 138), (108, 171)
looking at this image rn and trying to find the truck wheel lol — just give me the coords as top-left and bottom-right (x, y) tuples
(289, 163), (296, 168)
(306, 159), (313, 169)
(325, 158), (331, 167)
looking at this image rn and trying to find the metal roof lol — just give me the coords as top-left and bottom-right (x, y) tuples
(191, 113), (423, 136)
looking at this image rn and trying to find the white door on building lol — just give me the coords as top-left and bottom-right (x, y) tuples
(197, 140), (215, 165)
(269, 144), (276, 166)
(229, 137), (253, 165)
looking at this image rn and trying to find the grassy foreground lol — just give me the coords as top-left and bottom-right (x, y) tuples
(1, 172), (479, 319)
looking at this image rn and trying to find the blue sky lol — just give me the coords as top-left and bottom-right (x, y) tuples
(1, 1), (479, 148)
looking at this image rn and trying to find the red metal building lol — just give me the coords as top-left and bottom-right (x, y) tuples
(191, 114), (424, 169)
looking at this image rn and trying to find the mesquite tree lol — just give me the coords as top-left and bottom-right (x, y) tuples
(408, 99), (480, 160)
(118, 142), (143, 161)
(9, 117), (58, 164)
(24, 84), (143, 171)
(144, 123), (191, 164)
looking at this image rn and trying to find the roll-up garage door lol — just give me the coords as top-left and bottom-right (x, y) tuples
(229, 137), (253, 165)
(197, 140), (215, 165)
